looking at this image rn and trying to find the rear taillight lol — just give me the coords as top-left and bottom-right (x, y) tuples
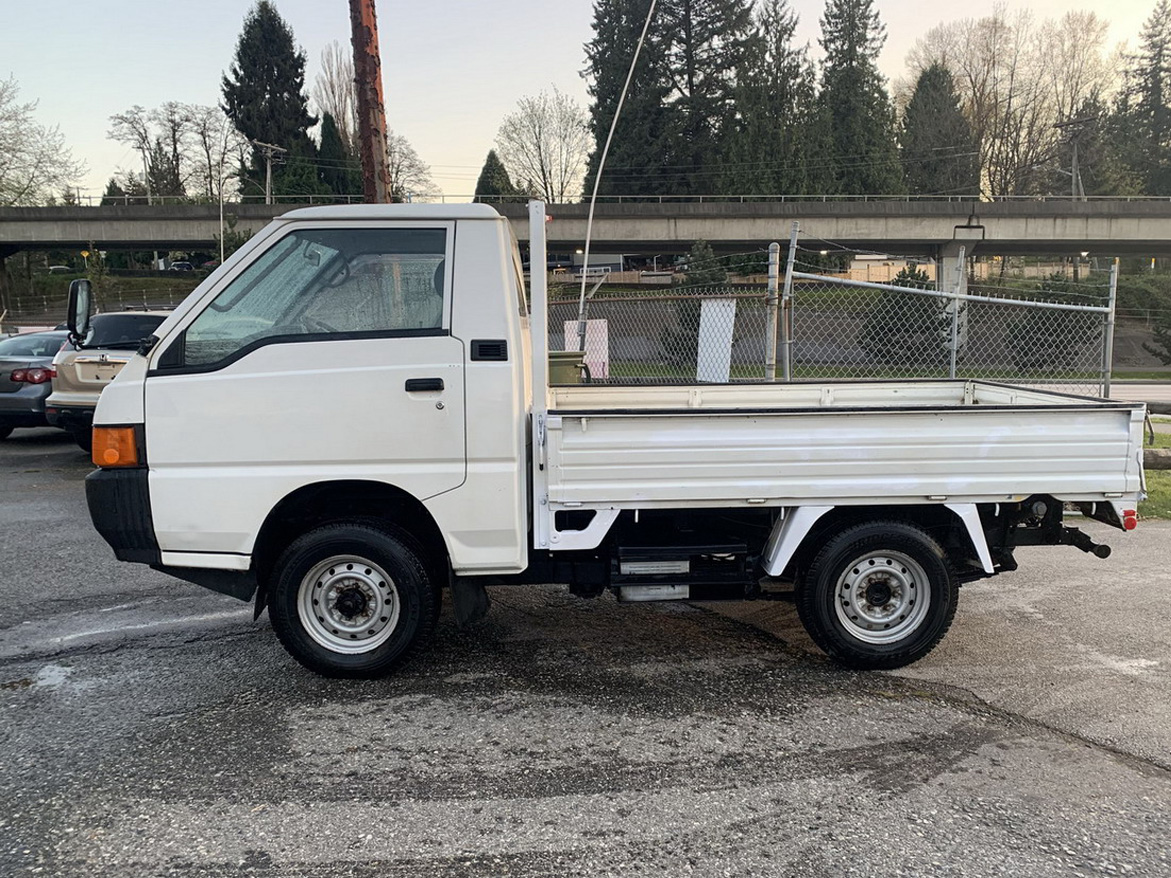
(1123, 509), (1138, 531)
(10, 368), (51, 384)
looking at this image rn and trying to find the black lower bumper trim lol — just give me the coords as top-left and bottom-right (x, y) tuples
(86, 467), (160, 564)
(47, 405), (94, 431)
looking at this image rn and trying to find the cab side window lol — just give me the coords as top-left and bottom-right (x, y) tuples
(179, 228), (447, 368)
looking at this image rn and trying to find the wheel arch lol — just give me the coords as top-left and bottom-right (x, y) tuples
(251, 480), (449, 614)
(766, 503), (993, 582)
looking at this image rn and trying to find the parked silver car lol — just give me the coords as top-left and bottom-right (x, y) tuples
(46, 311), (168, 450)
(0, 330), (70, 439)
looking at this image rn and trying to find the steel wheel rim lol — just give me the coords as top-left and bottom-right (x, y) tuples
(297, 554), (400, 654)
(833, 549), (931, 645)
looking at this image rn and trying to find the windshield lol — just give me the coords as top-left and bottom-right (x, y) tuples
(0, 332), (68, 358)
(84, 314), (167, 350)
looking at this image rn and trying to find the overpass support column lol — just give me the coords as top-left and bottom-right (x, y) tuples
(0, 249), (16, 323)
(937, 242), (966, 294)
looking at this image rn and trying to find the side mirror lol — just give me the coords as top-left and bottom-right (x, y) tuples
(67, 279), (92, 347)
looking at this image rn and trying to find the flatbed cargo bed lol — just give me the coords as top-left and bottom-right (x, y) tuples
(543, 380), (1145, 510)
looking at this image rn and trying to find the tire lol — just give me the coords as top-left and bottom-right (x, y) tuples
(0, 426), (13, 440)
(71, 428), (92, 452)
(796, 520), (958, 670)
(268, 523), (440, 678)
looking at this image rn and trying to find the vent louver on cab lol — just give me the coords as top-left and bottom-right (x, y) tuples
(470, 340), (508, 361)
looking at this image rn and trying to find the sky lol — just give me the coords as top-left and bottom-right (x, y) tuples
(2, 0), (1160, 201)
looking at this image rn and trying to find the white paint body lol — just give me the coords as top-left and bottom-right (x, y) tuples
(92, 204), (1146, 582)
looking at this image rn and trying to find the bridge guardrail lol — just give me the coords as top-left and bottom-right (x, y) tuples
(50, 192), (1171, 208)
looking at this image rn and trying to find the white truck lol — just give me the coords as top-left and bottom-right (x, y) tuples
(74, 202), (1147, 677)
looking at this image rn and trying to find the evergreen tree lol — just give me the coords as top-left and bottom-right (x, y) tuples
(147, 137), (185, 197)
(817, 0), (903, 194)
(100, 178), (127, 206)
(901, 64), (979, 196)
(583, 0), (680, 196)
(1074, 96), (1142, 196)
(221, 1), (319, 197)
(474, 150), (519, 202)
(318, 112), (361, 196)
(721, 0), (820, 194)
(683, 239), (727, 286)
(584, 0), (763, 196)
(1009, 275), (1089, 374)
(858, 266), (947, 368)
(1114, 0), (1171, 194)
(657, 0), (757, 193)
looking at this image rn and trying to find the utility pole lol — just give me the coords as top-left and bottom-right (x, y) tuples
(1053, 117), (1093, 201)
(350, 0), (392, 203)
(251, 140), (287, 205)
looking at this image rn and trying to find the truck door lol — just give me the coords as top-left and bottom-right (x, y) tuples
(142, 223), (465, 556)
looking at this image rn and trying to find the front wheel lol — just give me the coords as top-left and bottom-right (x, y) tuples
(0, 426), (13, 440)
(268, 523), (440, 678)
(797, 520), (958, 670)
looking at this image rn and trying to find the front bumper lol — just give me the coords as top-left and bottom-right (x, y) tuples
(86, 468), (160, 564)
(86, 467), (258, 602)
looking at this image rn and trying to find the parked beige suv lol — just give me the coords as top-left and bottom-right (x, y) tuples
(47, 310), (169, 450)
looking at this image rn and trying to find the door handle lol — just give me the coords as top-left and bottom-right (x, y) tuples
(405, 378), (444, 392)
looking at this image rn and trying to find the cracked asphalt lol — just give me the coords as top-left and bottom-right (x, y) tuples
(1, 427), (1169, 877)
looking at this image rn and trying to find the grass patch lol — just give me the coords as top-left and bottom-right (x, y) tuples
(1147, 429), (1171, 449)
(1113, 371), (1171, 380)
(1140, 469), (1171, 519)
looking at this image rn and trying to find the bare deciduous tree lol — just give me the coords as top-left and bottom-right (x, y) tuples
(187, 104), (249, 200)
(152, 101), (192, 193)
(110, 103), (248, 202)
(1043, 11), (1114, 122)
(387, 132), (438, 201)
(0, 77), (84, 206)
(905, 5), (1117, 197)
(312, 40), (358, 155)
(108, 105), (156, 198)
(495, 88), (590, 203)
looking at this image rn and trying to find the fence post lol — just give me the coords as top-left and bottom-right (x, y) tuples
(781, 221), (799, 381)
(949, 246), (966, 380)
(765, 242), (780, 381)
(1102, 258), (1119, 398)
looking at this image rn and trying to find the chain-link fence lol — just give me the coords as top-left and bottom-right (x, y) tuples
(549, 289), (773, 384)
(785, 275), (1113, 396)
(547, 271), (1116, 396)
(2, 288), (190, 331)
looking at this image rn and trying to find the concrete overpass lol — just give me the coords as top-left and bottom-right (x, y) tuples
(3, 199), (1171, 260)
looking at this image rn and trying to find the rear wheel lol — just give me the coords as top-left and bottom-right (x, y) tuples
(797, 520), (958, 670)
(71, 428), (92, 452)
(0, 426), (13, 440)
(268, 523), (439, 678)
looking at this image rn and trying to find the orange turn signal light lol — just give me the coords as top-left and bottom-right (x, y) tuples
(92, 426), (140, 468)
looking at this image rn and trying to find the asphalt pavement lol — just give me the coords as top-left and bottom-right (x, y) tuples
(1, 428), (1169, 878)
